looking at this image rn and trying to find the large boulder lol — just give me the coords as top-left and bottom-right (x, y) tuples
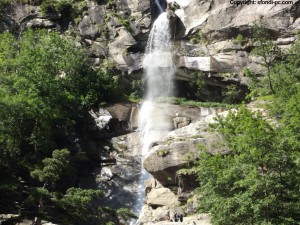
(146, 187), (179, 207)
(108, 28), (142, 72)
(88, 103), (139, 138)
(78, 5), (105, 39)
(143, 108), (230, 187)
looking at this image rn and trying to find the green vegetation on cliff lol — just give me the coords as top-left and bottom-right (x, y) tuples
(194, 37), (300, 224)
(0, 29), (131, 224)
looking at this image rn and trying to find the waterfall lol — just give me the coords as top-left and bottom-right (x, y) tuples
(130, 9), (176, 224)
(154, 0), (164, 14)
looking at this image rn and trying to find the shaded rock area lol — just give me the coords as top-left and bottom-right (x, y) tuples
(78, 102), (227, 223)
(76, 128), (144, 210)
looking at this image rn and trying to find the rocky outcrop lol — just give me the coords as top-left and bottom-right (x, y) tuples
(78, 5), (105, 39)
(172, 0), (300, 92)
(0, 0), (152, 75)
(147, 187), (179, 206)
(89, 103), (140, 138)
(88, 101), (227, 136)
(143, 109), (229, 188)
(1, 0), (299, 83)
(178, 0), (299, 38)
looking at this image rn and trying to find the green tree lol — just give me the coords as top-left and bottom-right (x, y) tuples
(194, 106), (300, 225)
(0, 29), (115, 168)
(56, 188), (119, 225)
(222, 84), (242, 104)
(30, 149), (70, 225)
(251, 24), (282, 95)
(0, 29), (120, 222)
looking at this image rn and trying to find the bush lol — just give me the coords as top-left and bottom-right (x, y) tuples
(41, 0), (86, 19)
(222, 84), (242, 104)
(234, 34), (244, 44)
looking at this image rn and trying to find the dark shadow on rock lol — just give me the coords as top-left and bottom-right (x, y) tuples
(174, 16), (186, 40)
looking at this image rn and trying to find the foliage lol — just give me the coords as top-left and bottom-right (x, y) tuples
(0, 30), (112, 166)
(194, 106), (300, 225)
(30, 149), (70, 185)
(0, 29), (122, 223)
(191, 71), (207, 94)
(243, 67), (260, 98)
(117, 208), (138, 220)
(40, 0), (87, 19)
(222, 84), (242, 104)
(251, 24), (282, 94)
(155, 149), (169, 157)
(129, 79), (143, 100)
(189, 31), (209, 45)
(233, 34), (244, 44)
(57, 188), (110, 224)
(28, 149), (124, 225)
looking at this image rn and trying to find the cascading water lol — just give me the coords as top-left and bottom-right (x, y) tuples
(130, 6), (176, 225)
(154, 0), (164, 14)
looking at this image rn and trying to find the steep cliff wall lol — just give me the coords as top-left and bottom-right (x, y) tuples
(1, 0), (299, 101)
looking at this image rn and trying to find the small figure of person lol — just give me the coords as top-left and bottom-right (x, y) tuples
(166, 210), (170, 221)
(179, 213), (183, 222)
(174, 211), (178, 222)
(166, 1), (176, 19)
(167, 2), (173, 10)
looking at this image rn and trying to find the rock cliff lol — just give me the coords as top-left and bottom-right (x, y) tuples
(1, 0), (299, 224)
(1, 0), (298, 99)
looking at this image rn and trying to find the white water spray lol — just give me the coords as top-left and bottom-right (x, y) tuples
(130, 9), (176, 225)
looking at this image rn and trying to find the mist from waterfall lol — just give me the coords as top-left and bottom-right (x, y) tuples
(130, 9), (176, 225)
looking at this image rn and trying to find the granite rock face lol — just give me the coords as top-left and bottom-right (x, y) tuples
(2, 0), (299, 92)
(174, 0), (300, 77)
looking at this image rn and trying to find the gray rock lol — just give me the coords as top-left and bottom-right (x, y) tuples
(89, 108), (112, 130)
(143, 107), (230, 187)
(179, 0), (296, 38)
(26, 18), (54, 28)
(146, 187), (179, 207)
(78, 5), (105, 39)
(125, 0), (150, 13)
(173, 116), (191, 129)
(108, 28), (139, 71)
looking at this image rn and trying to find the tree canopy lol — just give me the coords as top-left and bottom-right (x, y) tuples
(194, 38), (300, 225)
(0, 29), (128, 224)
